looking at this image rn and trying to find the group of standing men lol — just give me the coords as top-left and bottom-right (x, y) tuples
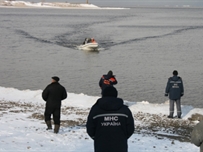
(41, 70), (203, 152)
(41, 70), (134, 152)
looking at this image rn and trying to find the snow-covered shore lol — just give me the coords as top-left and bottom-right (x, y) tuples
(0, 0), (99, 9)
(0, 86), (202, 151)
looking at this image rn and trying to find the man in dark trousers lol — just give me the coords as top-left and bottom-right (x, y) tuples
(86, 86), (134, 152)
(99, 70), (117, 95)
(165, 70), (184, 118)
(42, 76), (67, 133)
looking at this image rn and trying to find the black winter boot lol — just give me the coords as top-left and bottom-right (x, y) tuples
(54, 124), (60, 134)
(167, 115), (173, 118)
(46, 121), (52, 130)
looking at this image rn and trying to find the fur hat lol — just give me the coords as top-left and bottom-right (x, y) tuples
(52, 76), (60, 82)
(102, 86), (118, 97)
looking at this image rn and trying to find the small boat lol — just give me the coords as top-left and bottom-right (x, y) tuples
(78, 38), (98, 51)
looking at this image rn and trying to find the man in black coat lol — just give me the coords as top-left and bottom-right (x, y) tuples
(86, 86), (134, 152)
(42, 76), (67, 133)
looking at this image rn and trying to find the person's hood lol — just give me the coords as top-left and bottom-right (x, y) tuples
(97, 97), (124, 111)
(171, 75), (180, 81)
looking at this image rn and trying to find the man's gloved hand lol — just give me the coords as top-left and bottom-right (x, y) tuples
(165, 93), (168, 97)
(181, 94), (184, 97)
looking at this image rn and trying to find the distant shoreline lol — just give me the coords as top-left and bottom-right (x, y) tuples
(0, 1), (130, 9)
(0, 1), (101, 9)
(0, 6), (100, 9)
(1, 1), (202, 9)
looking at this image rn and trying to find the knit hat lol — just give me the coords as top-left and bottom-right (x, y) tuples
(173, 70), (178, 76)
(102, 86), (118, 97)
(52, 76), (60, 82)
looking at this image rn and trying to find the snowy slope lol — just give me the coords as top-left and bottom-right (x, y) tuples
(0, 87), (201, 151)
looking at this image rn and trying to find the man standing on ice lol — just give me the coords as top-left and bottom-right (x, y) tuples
(165, 70), (184, 118)
(42, 76), (67, 133)
(86, 86), (134, 152)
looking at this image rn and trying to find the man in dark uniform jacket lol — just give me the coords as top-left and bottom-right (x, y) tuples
(99, 70), (117, 95)
(86, 86), (134, 152)
(42, 76), (67, 133)
(165, 70), (184, 118)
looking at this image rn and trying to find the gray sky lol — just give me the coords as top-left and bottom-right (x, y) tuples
(30, 0), (203, 7)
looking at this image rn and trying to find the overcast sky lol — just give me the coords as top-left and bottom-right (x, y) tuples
(29, 0), (203, 7)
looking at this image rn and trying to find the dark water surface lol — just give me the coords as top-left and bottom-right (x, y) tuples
(0, 7), (203, 107)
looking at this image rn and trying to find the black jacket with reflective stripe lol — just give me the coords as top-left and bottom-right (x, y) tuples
(86, 97), (134, 152)
(165, 76), (184, 100)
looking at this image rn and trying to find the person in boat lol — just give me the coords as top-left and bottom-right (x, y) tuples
(83, 38), (91, 44)
(83, 38), (96, 44)
(91, 38), (96, 43)
(83, 38), (88, 44)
